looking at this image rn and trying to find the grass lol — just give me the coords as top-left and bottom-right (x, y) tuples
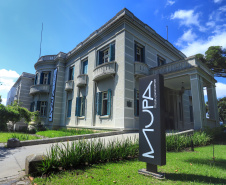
(33, 144), (226, 184)
(36, 128), (102, 138)
(0, 132), (40, 143)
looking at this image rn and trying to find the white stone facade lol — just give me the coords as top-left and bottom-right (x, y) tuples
(9, 8), (219, 131)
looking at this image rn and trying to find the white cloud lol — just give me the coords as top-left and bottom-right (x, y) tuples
(214, 0), (223, 3)
(0, 69), (20, 78)
(166, 0), (175, 6)
(171, 9), (206, 31)
(206, 21), (215, 28)
(1, 98), (7, 106)
(176, 29), (197, 47)
(0, 69), (20, 106)
(179, 31), (226, 56)
(216, 82), (226, 98)
(0, 69), (19, 92)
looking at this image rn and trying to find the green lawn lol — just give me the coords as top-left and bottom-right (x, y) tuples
(0, 132), (40, 143)
(33, 144), (226, 184)
(36, 128), (102, 138)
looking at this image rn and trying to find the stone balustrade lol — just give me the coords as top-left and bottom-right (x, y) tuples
(134, 62), (150, 78)
(93, 61), (116, 81)
(30, 84), (50, 95)
(151, 58), (214, 78)
(65, 80), (74, 91)
(77, 74), (87, 87)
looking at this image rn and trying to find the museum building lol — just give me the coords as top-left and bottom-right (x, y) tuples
(7, 8), (219, 131)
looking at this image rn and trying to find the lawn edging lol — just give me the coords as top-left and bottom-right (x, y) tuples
(21, 131), (125, 146)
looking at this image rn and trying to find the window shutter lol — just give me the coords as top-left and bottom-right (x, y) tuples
(72, 66), (74, 80)
(67, 100), (72, 117)
(157, 56), (160, 66)
(34, 74), (38, 85)
(75, 97), (81, 116)
(109, 43), (115, 61)
(36, 101), (41, 111)
(141, 47), (145, 63)
(40, 72), (44, 84)
(48, 72), (51, 84)
(134, 43), (137, 61)
(98, 51), (103, 65)
(107, 89), (112, 115)
(82, 96), (86, 116)
(134, 89), (137, 116)
(96, 92), (102, 115)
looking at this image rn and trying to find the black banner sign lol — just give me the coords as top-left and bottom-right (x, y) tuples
(139, 74), (166, 166)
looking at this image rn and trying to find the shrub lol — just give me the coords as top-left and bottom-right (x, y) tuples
(0, 103), (33, 131)
(37, 137), (139, 176)
(166, 131), (211, 152)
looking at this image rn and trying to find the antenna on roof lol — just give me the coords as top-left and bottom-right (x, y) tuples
(39, 23), (43, 58)
(166, 26), (168, 41)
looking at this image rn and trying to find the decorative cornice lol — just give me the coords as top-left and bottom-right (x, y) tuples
(66, 8), (186, 60)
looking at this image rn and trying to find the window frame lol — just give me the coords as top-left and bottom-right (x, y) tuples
(75, 96), (86, 117)
(157, 55), (166, 66)
(134, 42), (145, 63)
(82, 60), (88, 75)
(97, 43), (115, 66)
(96, 89), (112, 117)
(68, 66), (74, 81)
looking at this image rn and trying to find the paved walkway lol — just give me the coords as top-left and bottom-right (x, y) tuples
(0, 132), (138, 185)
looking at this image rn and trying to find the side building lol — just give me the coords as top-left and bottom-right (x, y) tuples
(29, 8), (219, 131)
(7, 72), (35, 110)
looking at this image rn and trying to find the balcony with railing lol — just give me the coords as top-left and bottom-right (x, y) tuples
(93, 61), (116, 81)
(38, 55), (57, 62)
(65, 80), (74, 91)
(150, 57), (214, 78)
(134, 62), (150, 78)
(30, 84), (50, 95)
(77, 74), (87, 87)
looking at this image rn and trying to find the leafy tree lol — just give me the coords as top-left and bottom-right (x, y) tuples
(218, 97), (226, 122)
(196, 46), (226, 77)
(0, 102), (33, 131)
(0, 95), (2, 104)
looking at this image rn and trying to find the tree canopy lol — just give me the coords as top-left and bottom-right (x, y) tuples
(218, 97), (226, 123)
(196, 46), (226, 77)
(0, 95), (2, 104)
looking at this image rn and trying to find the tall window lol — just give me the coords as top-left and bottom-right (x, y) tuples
(96, 89), (112, 116)
(67, 100), (72, 117)
(98, 43), (115, 65)
(134, 43), (145, 63)
(134, 89), (139, 116)
(68, 66), (74, 80)
(75, 96), (86, 117)
(157, 56), (166, 66)
(36, 101), (47, 117)
(40, 71), (51, 84)
(82, 60), (88, 74)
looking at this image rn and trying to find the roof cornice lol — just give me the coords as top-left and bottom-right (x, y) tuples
(66, 8), (186, 60)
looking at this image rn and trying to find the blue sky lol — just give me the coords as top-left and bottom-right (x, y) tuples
(0, 0), (226, 105)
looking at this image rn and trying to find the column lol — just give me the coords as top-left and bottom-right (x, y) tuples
(190, 74), (206, 130)
(207, 84), (219, 124)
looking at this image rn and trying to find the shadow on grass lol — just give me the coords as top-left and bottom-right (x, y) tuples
(185, 158), (226, 170)
(165, 173), (226, 184)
